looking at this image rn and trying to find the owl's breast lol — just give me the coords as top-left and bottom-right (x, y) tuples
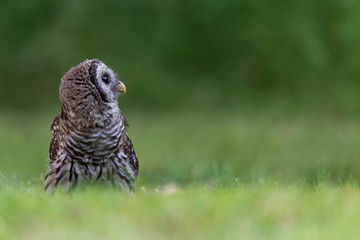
(65, 120), (125, 161)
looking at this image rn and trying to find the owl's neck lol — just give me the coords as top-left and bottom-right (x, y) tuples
(61, 102), (121, 130)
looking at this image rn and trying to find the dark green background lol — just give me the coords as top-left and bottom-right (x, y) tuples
(1, 0), (360, 185)
(2, 0), (360, 113)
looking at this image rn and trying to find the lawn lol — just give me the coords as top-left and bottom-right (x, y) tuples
(0, 109), (360, 239)
(0, 183), (360, 240)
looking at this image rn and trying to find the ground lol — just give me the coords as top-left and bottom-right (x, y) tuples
(0, 110), (359, 239)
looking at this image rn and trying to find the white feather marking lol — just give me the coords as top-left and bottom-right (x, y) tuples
(118, 151), (127, 160)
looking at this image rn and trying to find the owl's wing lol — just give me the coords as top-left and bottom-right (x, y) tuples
(123, 135), (139, 178)
(48, 114), (61, 163)
(121, 114), (129, 127)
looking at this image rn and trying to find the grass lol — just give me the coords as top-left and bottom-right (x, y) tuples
(1, 109), (360, 239)
(0, 183), (360, 240)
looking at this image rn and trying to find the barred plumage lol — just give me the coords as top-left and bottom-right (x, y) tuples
(44, 59), (138, 192)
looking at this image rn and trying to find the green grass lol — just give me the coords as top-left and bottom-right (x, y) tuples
(0, 183), (360, 240)
(1, 110), (360, 239)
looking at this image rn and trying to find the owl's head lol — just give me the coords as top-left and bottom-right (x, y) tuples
(59, 59), (126, 111)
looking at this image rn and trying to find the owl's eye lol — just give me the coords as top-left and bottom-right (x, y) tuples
(102, 74), (110, 84)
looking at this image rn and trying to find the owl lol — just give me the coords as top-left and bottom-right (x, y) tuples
(44, 59), (139, 193)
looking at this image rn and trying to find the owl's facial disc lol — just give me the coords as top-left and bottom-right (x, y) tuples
(90, 60), (125, 103)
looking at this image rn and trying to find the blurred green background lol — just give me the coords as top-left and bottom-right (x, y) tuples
(1, 0), (360, 186)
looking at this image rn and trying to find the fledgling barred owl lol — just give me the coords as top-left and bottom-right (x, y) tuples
(44, 59), (138, 192)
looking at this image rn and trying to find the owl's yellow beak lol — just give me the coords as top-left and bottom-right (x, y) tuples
(118, 81), (126, 94)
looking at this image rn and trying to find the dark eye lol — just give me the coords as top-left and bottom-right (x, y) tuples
(102, 74), (110, 84)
